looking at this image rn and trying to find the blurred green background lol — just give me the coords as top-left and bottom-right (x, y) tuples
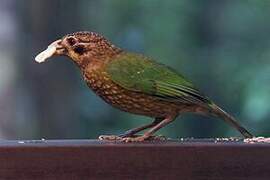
(0, 0), (269, 139)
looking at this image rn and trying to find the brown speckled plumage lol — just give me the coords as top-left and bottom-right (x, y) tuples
(69, 32), (183, 118)
(36, 31), (253, 142)
(83, 66), (193, 118)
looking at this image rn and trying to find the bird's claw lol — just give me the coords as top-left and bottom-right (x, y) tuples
(121, 135), (168, 142)
(99, 134), (168, 142)
(120, 136), (148, 142)
(98, 135), (123, 141)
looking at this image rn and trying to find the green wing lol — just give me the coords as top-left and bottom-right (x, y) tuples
(106, 53), (210, 105)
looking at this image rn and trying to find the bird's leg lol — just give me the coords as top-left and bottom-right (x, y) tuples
(99, 118), (162, 141)
(118, 118), (163, 138)
(121, 114), (177, 142)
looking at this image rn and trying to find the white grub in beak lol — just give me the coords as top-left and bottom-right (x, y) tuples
(35, 40), (62, 63)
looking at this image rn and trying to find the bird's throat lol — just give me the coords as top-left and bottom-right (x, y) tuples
(75, 50), (123, 71)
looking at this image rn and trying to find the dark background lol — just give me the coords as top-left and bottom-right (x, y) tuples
(0, 0), (269, 139)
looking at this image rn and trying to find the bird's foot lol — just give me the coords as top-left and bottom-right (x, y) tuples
(98, 135), (123, 141)
(121, 135), (168, 142)
(99, 134), (168, 142)
(120, 135), (149, 142)
(98, 134), (140, 141)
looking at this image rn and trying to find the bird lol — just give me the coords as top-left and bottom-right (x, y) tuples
(35, 31), (253, 142)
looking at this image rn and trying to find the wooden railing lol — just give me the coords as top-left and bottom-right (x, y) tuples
(0, 139), (269, 179)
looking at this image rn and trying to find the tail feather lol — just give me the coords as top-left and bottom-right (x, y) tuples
(209, 103), (253, 138)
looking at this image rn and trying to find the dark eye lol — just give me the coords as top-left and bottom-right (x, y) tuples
(73, 45), (86, 55)
(67, 37), (76, 46)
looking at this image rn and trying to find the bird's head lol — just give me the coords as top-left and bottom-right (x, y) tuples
(35, 31), (122, 67)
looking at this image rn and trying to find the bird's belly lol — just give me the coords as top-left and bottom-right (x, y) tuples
(84, 72), (182, 117)
(99, 89), (179, 117)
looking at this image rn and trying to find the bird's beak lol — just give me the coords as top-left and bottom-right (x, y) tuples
(35, 39), (66, 63)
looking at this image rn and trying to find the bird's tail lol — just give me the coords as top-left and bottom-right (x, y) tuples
(208, 103), (253, 138)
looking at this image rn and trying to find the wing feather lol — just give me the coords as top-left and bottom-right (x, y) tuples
(106, 53), (210, 105)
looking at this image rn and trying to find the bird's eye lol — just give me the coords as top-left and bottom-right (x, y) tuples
(67, 37), (76, 46)
(73, 45), (86, 55)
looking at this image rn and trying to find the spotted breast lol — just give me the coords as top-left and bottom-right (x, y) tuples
(82, 69), (191, 118)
